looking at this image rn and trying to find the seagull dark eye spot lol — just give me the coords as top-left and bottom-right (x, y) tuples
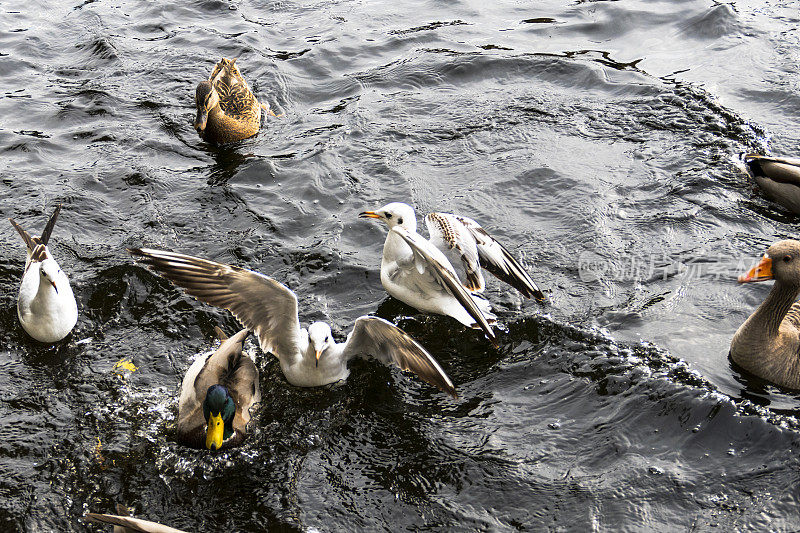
(325, 336), (330, 342)
(386, 213), (392, 219)
(398, 217), (403, 224)
(784, 255), (792, 263)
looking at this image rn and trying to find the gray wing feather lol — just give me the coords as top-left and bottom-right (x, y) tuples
(128, 248), (302, 360)
(39, 204), (61, 246)
(390, 227), (497, 345)
(9, 204), (61, 252)
(342, 316), (457, 397)
(84, 512), (189, 533)
(190, 328), (251, 398)
(9, 218), (36, 252)
(784, 302), (800, 330)
(455, 216), (545, 301)
(223, 331), (261, 438)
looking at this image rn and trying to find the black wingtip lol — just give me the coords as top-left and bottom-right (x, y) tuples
(39, 204), (61, 246)
(9, 217), (36, 251)
(475, 325), (499, 347)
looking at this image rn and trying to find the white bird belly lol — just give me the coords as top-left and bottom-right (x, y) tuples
(381, 261), (494, 327)
(17, 271), (77, 343)
(280, 355), (350, 388)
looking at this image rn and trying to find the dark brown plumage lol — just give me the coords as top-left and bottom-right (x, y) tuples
(194, 58), (271, 144)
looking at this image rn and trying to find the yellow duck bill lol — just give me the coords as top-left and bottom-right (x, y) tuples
(205, 412), (225, 450)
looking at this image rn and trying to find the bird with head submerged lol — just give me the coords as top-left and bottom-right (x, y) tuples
(193, 57), (277, 145)
(128, 248), (457, 398)
(177, 327), (260, 451)
(359, 202), (545, 346)
(732, 239), (800, 389)
(743, 154), (800, 215)
(9, 205), (77, 343)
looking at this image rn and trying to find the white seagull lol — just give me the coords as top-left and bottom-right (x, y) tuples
(359, 202), (545, 345)
(128, 248), (457, 398)
(9, 205), (78, 343)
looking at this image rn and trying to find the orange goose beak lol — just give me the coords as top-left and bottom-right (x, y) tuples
(739, 254), (773, 283)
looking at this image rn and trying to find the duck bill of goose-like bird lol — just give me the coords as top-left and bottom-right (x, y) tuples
(744, 154), (800, 215)
(731, 240), (800, 390)
(177, 327), (260, 451)
(127, 248), (457, 398)
(85, 503), (189, 533)
(9, 205), (78, 343)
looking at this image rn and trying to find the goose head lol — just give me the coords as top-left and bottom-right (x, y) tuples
(739, 240), (800, 288)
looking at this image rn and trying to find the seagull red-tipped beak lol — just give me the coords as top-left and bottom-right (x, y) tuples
(359, 211), (381, 219)
(315, 350), (322, 368)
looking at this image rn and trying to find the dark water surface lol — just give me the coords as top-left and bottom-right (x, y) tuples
(2, 0), (800, 530)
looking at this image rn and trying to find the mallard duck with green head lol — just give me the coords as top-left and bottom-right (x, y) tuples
(177, 326), (260, 450)
(193, 58), (275, 144)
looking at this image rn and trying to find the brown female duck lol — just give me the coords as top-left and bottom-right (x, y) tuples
(744, 154), (800, 215)
(194, 58), (275, 144)
(732, 239), (800, 389)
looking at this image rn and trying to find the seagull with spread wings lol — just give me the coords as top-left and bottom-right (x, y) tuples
(128, 248), (456, 398)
